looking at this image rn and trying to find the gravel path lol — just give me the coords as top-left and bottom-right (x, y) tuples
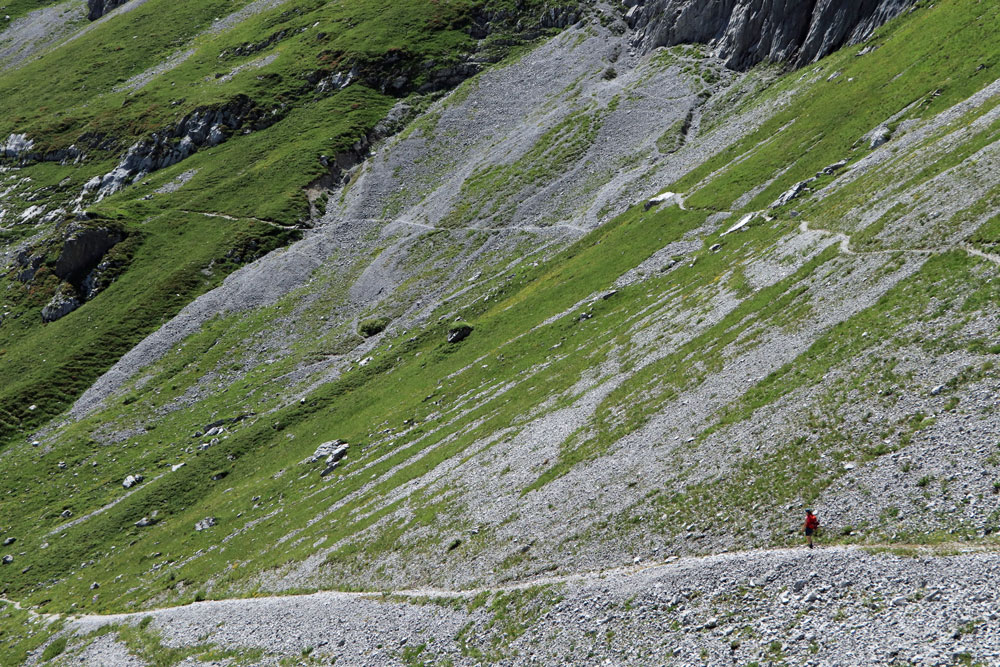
(21, 544), (1000, 666)
(800, 218), (1000, 264)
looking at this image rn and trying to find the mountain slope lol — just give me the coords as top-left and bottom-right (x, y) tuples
(2, 0), (1000, 664)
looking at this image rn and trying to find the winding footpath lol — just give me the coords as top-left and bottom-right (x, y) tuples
(660, 190), (1000, 266)
(1, 542), (990, 625)
(7, 542), (1000, 666)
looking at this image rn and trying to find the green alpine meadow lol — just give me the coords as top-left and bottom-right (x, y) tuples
(2, 0), (1000, 663)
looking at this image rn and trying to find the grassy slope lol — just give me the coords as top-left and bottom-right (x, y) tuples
(0, 0), (556, 444)
(1, 2), (999, 661)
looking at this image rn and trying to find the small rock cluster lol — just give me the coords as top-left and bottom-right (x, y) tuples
(122, 474), (143, 489)
(302, 440), (349, 477)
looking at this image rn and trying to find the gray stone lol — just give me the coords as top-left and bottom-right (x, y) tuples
(771, 179), (815, 208)
(2, 537), (14, 546)
(93, 96), (277, 199)
(0, 133), (33, 158)
(1, 555), (12, 564)
(305, 441), (349, 465)
(122, 474), (144, 489)
(821, 159), (848, 175)
(447, 323), (473, 344)
(869, 126), (892, 149)
(41, 289), (81, 323)
(195, 517), (217, 531)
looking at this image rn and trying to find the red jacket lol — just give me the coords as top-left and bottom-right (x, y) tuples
(804, 514), (819, 530)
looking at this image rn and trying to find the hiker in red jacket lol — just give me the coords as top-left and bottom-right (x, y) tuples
(803, 510), (820, 549)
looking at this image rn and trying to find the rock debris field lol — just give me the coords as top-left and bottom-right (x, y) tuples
(35, 545), (1000, 666)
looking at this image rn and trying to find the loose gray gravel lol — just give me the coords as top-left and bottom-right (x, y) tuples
(40, 545), (1000, 666)
(0, 0), (86, 72)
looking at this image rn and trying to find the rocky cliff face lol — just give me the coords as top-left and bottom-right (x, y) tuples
(88, 95), (275, 199)
(86, 0), (131, 21)
(628, 0), (915, 70)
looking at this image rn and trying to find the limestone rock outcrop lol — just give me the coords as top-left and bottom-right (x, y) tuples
(41, 288), (81, 323)
(53, 225), (125, 285)
(628, 0), (915, 70)
(91, 95), (276, 198)
(86, 0), (130, 21)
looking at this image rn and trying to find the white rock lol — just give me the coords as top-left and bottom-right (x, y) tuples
(722, 213), (755, 236)
(644, 192), (679, 210)
(122, 474), (144, 488)
(195, 517), (217, 531)
(869, 125), (892, 149)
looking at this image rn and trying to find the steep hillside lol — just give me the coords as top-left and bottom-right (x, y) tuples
(2, 0), (1000, 664)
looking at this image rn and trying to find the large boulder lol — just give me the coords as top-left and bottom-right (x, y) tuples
(41, 288), (81, 323)
(122, 474), (144, 489)
(303, 440), (350, 477)
(868, 125), (893, 149)
(447, 323), (473, 344)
